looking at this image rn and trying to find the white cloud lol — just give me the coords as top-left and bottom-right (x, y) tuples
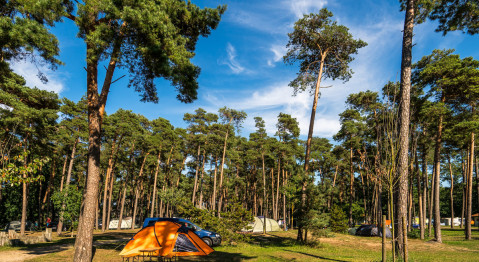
(267, 45), (287, 67)
(204, 83), (341, 138)
(288, 0), (328, 19)
(220, 43), (245, 74)
(10, 61), (64, 93)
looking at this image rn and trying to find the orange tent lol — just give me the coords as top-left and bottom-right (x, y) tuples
(119, 221), (214, 258)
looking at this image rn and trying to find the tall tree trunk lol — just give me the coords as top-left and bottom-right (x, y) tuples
(300, 54), (326, 242)
(73, 54), (101, 261)
(212, 156), (218, 211)
(42, 157), (56, 215)
(283, 170), (287, 231)
(117, 183), (127, 230)
(416, 149), (424, 239)
(275, 159), (281, 220)
(198, 150), (207, 208)
(465, 132), (474, 240)
(396, 0), (414, 257)
(58, 137), (79, 235)
(448, 159), (454, 229)
(192, 145), (201, 205)
(262, 152), (267, 234)
(349, 147), (354, 226)
(151, 151), (162, 217)
(21, 172), (28, 236)
(96, 196), (99, 230)
(433, 95), (445, 242)
(253, 181), (257, 216)
(461, 156), (466, 229)
(102, 137), (119, 232)
(271, 168), (275, 221)
(60, 154), (68, 192)
(429, 166), (434, 236)
(132, 153), (148, 229)
(218, 120), (232, 217)
(476, 156), (479, 229)
(106, 172), (115, 230)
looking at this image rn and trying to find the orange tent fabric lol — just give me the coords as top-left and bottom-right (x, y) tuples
(119, 221), (214, 257)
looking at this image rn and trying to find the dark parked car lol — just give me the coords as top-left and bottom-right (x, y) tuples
(5, 221), (35, 231)
(143, 217), (221, 247)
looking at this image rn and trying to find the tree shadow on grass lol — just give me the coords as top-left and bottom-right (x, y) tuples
(176, 251), (255, 261)
(16, 237), (75, 255)
(248, 234), (299, 248)
(284, 250), (348, 262)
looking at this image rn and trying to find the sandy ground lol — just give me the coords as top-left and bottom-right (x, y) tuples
(0, 243), (72, 262)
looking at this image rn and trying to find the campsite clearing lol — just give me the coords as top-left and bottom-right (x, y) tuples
(2, 227), (478, 261)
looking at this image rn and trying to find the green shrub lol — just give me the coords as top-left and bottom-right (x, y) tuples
(329, 205), (348, 233)
(305, 238), (322, 248)
(175, 198), (253, 244)
(407, 229), (429, 239)
(312, 228), (335, 238)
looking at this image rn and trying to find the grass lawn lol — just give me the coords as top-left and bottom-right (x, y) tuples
(1, 227), (476, 261)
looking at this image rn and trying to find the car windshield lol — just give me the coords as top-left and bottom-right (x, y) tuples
(184, 222), (201, 231)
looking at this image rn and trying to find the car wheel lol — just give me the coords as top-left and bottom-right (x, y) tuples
(202, 237), (213, 246)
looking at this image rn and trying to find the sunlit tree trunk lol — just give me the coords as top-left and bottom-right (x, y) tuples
(218, 118), (232, 217)
(198, 150), (207, 208)
(106, 172), (115, 230)
(150, 150), (161, 217)
(300, 55), (326, 242)
(262, 152), (267, 234)
(192, 145), (201, 205)
(275, 159), (281, 220)
(433, 95), (445, 242)
(212, 156), (218, 211)
(102, 137), (119, 232)
(396, 0), (414, 257)
(465, 132), (474, 240)
(74, 54), (101, 261)
(117, 184), (127, 230)
(349, 147), (354, 226)
(448, 159), (454, 229)
(58, 136), (79, 235)
(416, 149), (424, 239)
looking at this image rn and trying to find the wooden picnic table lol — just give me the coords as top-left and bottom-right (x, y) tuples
(139, 247), (161, 262)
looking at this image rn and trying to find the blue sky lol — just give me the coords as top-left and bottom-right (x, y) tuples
(11, 0), (479, 140)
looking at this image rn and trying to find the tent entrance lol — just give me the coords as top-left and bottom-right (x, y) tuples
(174, 233), (199, 252)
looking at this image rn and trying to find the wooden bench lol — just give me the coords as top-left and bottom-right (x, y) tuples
(121, 254), (139, 262)
(159, 252), (177, 262)
(139, 247), (161, 262)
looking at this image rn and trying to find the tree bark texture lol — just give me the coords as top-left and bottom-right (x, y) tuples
(150, 151), (161, 218)
(299, 55), (325, 242)
(396, 0), (414, 257)
(433, 97), (444, 242)
(465, 132), (474, 240)
(192, 145), (201, 205)
(73, 55), (100, 262)
(218, 122), (231, 217)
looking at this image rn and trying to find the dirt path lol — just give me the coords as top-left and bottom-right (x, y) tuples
(0, 243), (72, 262)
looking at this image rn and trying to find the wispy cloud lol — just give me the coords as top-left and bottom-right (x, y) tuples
(220, 43), (245, 74)
(288, 0), (328, 19)
(10, 61), (64, 94)
(204, 82), (340, 138)
(267, 45), (287, 67)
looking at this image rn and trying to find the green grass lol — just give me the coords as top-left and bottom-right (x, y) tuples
(1, 227), (476, 261)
